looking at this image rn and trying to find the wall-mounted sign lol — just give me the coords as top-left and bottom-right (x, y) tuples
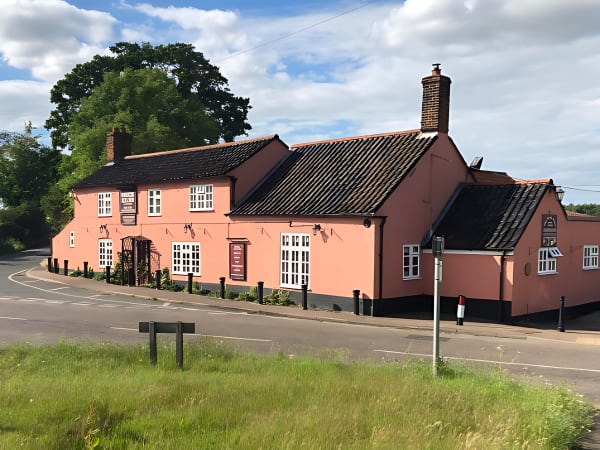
(120, 191), (137, 214)
(541, 214), (557, 247)
(229, 242), (247, 281)
(121, 214), (137, 226)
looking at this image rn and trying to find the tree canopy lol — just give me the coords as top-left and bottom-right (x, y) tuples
(45, 42), (251, 149)
(564, 203), (600, 216)
(0, 124), (62, 250)
(67, 68), (220, 179)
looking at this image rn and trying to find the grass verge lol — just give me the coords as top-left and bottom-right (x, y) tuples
(0, 340), (593, 449)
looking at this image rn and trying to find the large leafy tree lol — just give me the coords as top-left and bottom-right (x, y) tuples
(67, 68), (220, 179)
(45, 42), (251, 149)
(0, 124), (62, 249)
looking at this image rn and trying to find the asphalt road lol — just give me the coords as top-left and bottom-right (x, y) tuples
(2, 249), (600, 410)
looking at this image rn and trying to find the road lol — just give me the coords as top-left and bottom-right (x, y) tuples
(2, 249), (600, 408)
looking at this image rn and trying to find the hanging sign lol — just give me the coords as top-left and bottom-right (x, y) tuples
(541, 214), (557, 247)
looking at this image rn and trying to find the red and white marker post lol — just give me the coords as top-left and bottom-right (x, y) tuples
(456, 295), (466, 325)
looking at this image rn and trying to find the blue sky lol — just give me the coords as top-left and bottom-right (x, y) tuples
(1, 0), (600, 204)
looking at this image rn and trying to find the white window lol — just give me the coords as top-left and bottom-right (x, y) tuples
(403, 244), (420, 279)
(99, 239), (113, 268)
(69, 231), (75, 248)
(148, 188), (161, 216)
(189, 184), (213, 211)
(538, 248), (557, 274)
(280, 233), (310, 289)
(98, 192), (112, 216)
(172, 242), (200, 275)
(583, 245), (598, 270)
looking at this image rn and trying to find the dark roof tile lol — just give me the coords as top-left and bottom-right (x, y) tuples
(75, 135), (283, 188)
(424, 182), (549, 251)
(231, 130), (437, 216)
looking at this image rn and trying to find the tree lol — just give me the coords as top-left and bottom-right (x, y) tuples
(0, 124), (61, 208)
(565, 203), (600, 216)
(67, 68), (220, 178)
(0, 124), (62, 249)
(45, 42), (251, 149)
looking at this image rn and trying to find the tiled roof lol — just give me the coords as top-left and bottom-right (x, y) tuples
(230, 130), (437, 216)
(424, 181), (550, 251)
(75, 135), (283, 188)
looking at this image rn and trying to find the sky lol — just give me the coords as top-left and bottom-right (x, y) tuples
(1, 0), (600, 204)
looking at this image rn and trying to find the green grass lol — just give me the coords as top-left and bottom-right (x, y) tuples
(0, 341), (593, 449)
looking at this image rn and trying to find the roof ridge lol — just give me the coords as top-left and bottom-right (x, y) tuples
(125, 134), (279, 160)
(290, 129), (422, 149)
(514, 178), (552, 185)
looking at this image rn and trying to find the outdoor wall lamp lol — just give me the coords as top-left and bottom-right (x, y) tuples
(555, 186), (565, 202)
(99, 224), (107, 233)
(312, 224), (321, 236)
(183, 223), (192, 233)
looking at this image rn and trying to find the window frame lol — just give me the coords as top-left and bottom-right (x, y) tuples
(189, 184), (213, 211)
(403, 244), (420, 280)
(97, 192), (112, 217)
(172, 242), (201, 276)
(538, 248), (557, 275)
(148, 188), (162, 216)
(69, 231), (75, 248)
(583, 245), (599, 270)
(280, 233), (310, 289)
(98, 239), (113, 269)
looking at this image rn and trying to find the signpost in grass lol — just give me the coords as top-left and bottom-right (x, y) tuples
(139, 321), (195, 369)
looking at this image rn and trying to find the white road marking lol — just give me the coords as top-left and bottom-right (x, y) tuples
(208, 311), (249, 316)
(0, 316), (27, 321)
(0, 297), (17, 300)
(44, 300), (65, 304)
(97, 304), (118, 308)
(110, 327), (272, 343)
(72, 302), (95, 306)
(49, 287), (69, 291)
(374, 349), (600, 374)
(20, 298), (38, 302)
(199, 334), (272, 342)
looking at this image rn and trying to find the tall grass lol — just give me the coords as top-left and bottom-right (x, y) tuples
(0, 341), (593, 449)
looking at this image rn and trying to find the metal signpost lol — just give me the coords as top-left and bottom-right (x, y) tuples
(432, 236), (444, 376)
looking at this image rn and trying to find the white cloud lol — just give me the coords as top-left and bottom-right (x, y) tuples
(0, 0), (115, 81)
(0, 80), (53, 131)
(0, 0), (599, 203)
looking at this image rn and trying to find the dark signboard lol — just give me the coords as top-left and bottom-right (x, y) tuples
(541, 214), (557, 247)
(229, 242), (246, 281)
(120, 191), (137, 214)
(121, 214), (137, 226)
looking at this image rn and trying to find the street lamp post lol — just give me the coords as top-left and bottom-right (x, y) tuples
(432, 236), (444, 376)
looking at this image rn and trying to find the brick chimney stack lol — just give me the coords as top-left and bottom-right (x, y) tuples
(421, 64), (451, 133)
(106, 127), (132, 163)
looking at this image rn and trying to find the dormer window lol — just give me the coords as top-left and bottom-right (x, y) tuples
(189, 184), (213, 211)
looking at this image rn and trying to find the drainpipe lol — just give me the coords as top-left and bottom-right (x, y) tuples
(499, 251), (507, 323)
(376, 216), (387, 317)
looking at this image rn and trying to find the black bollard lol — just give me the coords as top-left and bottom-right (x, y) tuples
(155, 270), (161, 290)
(47, 257), (52, 273)
(257, 281), (264, 304)
(105, 266), (111, 284)
(83, 261), (88, 278)
(353, 289), (360, 315)
(63, 260), (68, 276)
(54, 258), (59, 274)
(302, 284), (308, 310)
(219, 277), (226, 299)
(187, 273), (193, 294)
(558, 296), (566, 332)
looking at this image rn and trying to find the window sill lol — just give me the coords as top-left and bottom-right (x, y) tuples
(583, 267), (599, 271)
(403, 276), (421, 281)
(537, 271), (558, 276)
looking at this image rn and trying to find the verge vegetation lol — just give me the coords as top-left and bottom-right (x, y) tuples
(0, 341), (593, 449)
